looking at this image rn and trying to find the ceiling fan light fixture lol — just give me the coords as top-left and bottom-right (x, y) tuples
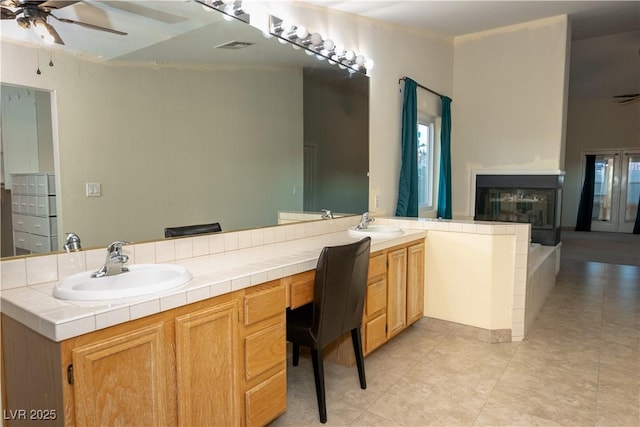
(16, 16), (30, 29)
(32, 17), (63, 45)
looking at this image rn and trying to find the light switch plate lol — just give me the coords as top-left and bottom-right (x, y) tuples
(86, 182), (101, 197)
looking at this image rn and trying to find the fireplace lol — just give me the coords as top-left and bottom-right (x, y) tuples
(474, 174), (564, 246)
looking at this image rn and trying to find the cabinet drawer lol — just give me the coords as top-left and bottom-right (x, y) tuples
(11, 197), (20, 214)
(14, 231), (30, 251)
(30, 234), (57, 253)
(244, 283), (285, 326)
(35, 196), (56, 217)
(35, 174), (55, 196)
(364, 313), (387, 354)
(27, 196), (37, 215)
(19, 195), (29, 214)
(12, 175), (28, 195)
(245, 369), (287, 427)
(30, 216), (58, 237)
(12, 214), (29, 232)
(27, 175), (37, 195)
(368, 252), (387, 278)
(289, 270), (315, 309)
(366, 278), (387, 317)
(245, 320), (286, 381)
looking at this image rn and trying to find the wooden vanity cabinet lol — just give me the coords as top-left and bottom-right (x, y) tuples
(406, 242), (425, 325)
(240, 281), (287, 427)
(3, 285), (286, 427)
(362, 252), (388, 355)
(60, 292), (242, 427)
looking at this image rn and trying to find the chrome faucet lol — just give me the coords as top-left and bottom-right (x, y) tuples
(92, 241), (130, 278)
(321, 209), (334, 219)
(356, 212), (375, 229)
(63, 232), (82, 252)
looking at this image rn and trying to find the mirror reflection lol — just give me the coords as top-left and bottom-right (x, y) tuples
(0, 2), (369, 257)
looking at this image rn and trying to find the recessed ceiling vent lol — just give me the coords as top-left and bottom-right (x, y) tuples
(215, 40), (254, 50)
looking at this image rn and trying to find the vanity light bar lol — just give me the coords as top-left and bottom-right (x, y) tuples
(269, 15), (372, 75)
(196, 0), (250, 24)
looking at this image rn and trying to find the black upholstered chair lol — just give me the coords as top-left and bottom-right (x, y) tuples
(286, 237), (371, 424)
(164, 222), (221, 238)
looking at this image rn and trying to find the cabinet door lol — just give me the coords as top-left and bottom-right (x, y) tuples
(71, 323), (171, 426)
(407, 243), (425, 325)
(175, 300), (240, 427)
(387, 248), (407, 338)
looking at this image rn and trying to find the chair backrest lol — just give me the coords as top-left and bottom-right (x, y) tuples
(312, 237), (371, 346)
(164, 222), (222, 238)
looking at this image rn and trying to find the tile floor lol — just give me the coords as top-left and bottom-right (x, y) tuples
(271, 258), (640, 426)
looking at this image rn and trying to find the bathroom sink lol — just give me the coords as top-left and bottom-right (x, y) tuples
(348, 225), (405, 239)
(53, 264), (192, 301)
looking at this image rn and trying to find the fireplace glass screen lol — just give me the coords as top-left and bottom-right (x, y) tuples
(475, 175), (563, 245)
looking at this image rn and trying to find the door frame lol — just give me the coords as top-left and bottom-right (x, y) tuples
(581, 148), (640, 233)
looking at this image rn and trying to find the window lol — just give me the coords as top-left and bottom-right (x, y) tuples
(417, 117), (436, 214)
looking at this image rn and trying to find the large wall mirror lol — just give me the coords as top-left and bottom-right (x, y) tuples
(0, 1), (369, 257)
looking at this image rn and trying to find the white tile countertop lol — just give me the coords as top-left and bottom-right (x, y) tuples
(1, 228), (426, 342)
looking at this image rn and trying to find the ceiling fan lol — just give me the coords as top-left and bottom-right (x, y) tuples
(0, 0), (127, 45)
(613, 93), (640, 105)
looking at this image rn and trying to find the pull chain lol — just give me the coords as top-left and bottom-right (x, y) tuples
(36, 49), (41, 75)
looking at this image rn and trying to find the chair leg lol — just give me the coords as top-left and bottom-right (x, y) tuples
(351, 328), (367, 389)
(311, 348), (327, 423)
(292, 343), (300, 367)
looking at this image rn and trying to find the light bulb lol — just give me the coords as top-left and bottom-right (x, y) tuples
(344, 50), (355, 61)
(292, 43), (301, 50)
(222, 0), (234, 4)
(309, 32), (322, 46)
(333, 43), (345, 56)
(355, 55), (365, 66)
(323, 39), (335, 52)
(295, 26), (308, 39)
(315, 54), (325, 61)
(365, 58), (375, 70)
(33, 20), (54, 45)
(305, 49), (314, 56)
(280, 20), (294, 33)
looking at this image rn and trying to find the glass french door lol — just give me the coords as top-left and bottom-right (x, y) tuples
(587, 149), (640, 233)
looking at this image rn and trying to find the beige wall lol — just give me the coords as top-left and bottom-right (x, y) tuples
(562, 30), (640, 228)
(251, 1), (455, 217)
(424, 231), (515, 330)
(451, 16), (571, 218)
(1, 41), (304, 248)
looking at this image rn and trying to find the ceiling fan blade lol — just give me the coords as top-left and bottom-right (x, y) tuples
(1, 6), (18, 19)
(613, 93), (640, 98)
(50, 13), (127, 35)
(618, 97), (639, 105)
(44, 21), (65, 45)
(39, 1), (79, 10)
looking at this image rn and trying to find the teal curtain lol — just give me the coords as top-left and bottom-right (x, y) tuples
(437, 96), (452, 219)
(395, 78), (418, 217)
(575, 155), (596, 231)
(633, 190), (640, 234)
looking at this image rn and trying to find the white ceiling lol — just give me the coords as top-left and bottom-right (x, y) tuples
(299, 1), (640, 41)
(0, 0), (638, 64)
